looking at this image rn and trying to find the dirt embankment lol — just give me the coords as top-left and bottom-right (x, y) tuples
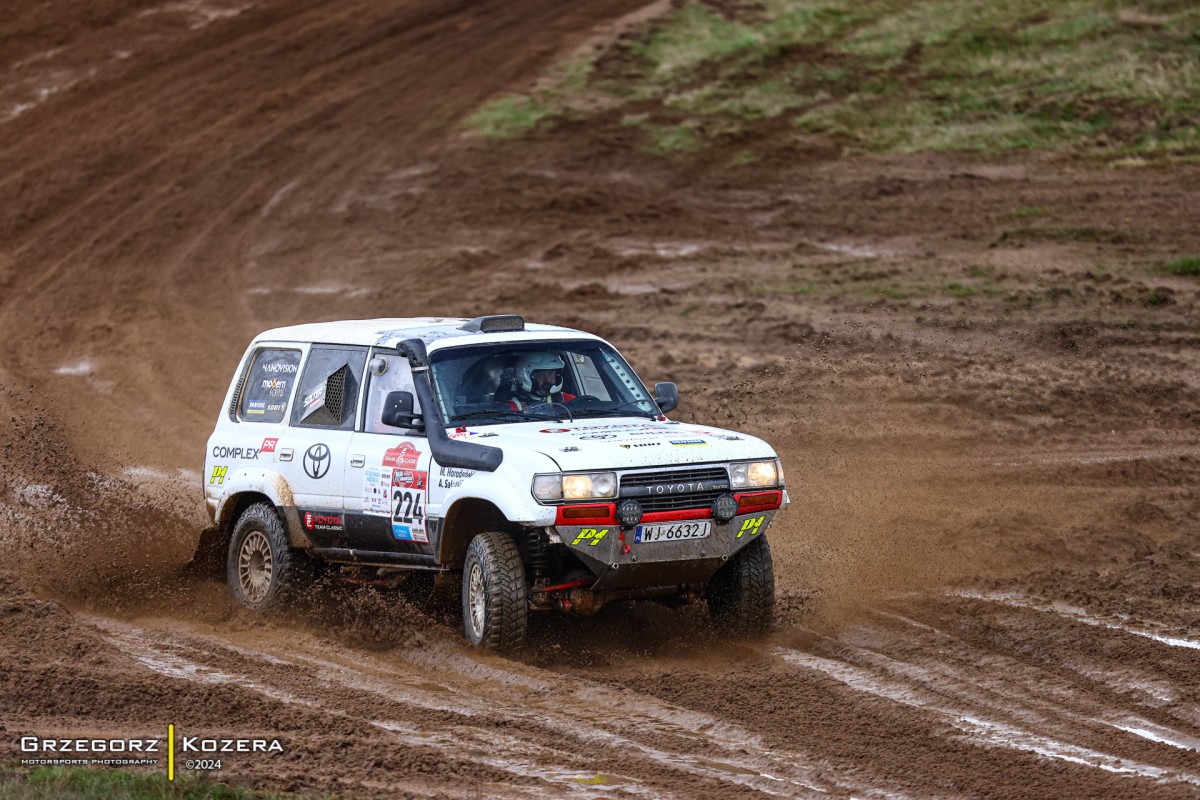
(2, 1), (1200, 798)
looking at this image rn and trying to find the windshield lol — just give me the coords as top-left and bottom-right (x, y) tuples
(429, 339), (658, 425)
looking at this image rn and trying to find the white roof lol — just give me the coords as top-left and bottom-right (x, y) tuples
(253, 317), (597, 350)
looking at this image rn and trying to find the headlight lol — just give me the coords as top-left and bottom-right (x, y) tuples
(532, 474), (563, 501)
(533, 472), (617, 502)
(730, 460), (779, 489)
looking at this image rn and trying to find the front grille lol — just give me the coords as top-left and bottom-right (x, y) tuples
(620, 466), (729, 512)
(639, 489), (727, 512)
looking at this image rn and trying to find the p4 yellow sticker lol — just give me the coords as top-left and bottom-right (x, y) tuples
(571, 528), (609, 547)
(736, 516), (765, 538)
(209, 465), (228, 485)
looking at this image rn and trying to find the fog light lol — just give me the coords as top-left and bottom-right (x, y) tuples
(712, 493), (738, 523)
(617, 499), (643, 528)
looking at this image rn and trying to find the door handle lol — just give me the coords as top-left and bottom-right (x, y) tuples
(280, 448), (294, 462)
(350, 455), (365, 468)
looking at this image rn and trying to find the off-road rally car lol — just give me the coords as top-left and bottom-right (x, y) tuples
(203, 316), (788, 648)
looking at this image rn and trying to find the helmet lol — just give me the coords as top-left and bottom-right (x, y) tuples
(516, 351), (565, 395)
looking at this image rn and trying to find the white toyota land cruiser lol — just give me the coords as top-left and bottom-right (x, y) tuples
(204, 315), (788, 648)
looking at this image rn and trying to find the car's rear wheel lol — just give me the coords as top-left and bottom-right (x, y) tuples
(707, 535), (775, 636)
(461, 532), (528, 650)
(227, 502), (315, 611)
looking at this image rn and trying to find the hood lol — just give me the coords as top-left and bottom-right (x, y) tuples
(445, 417), (776, 472)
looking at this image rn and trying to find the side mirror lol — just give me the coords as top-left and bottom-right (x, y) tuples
(653, 382), (679, 414)
(381, 390), (423, 429)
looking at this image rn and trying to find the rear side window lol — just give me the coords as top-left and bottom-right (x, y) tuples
(238, 348), (302, 423)
(292, 345), (367, 430)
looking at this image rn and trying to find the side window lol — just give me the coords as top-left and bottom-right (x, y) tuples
(237, 348), (302, 423)
(570, 352), (612, 400)
(291, 345), (367, 430)
(364, 352), (423, 434)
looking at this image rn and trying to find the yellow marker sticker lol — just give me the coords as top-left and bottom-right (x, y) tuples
(209, 466), (228, 485)
(168, 723), (175, 781)
(571, 528), (610, 547)
(736, 516), (765, 538)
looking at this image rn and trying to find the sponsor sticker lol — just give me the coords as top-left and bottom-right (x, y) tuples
(211, 445), (261, 460)
(670, 439), (706, 447)
(737, 516), (765, 538)
(382, 441), (421, 469)
(209, 466), (227, 485)
(260, 438), (278, 454)
(570, 528), (609, 547)
(539, 428), (571, 434)
(363, 467), (392, 517)
(302, 511), (343, 532)
(391, 466), (428, 542)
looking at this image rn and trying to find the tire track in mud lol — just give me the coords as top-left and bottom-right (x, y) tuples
(83, 613), (892, 799)
(75, 573), (1200, 800)
(580, 597), (1200, 799)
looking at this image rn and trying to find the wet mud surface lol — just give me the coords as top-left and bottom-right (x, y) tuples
(1, 1), (1199, 797)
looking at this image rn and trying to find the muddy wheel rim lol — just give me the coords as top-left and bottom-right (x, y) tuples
(468, 562), (485, 638)
(238, 530), (273, 604)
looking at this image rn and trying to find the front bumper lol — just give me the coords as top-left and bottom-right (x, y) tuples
(554, 509), (778, 591)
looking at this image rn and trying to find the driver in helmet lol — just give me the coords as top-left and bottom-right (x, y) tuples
(507, 351), (576, 411)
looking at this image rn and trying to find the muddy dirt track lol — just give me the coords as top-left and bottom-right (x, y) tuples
(2, 1), (1200, 797)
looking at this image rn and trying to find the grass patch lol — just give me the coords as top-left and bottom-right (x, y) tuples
(995, 226), (1139, 245)
(469, 0), (1200, 159)
(1004, 207), (1050, 220)
(465, 95), (555, 138)
(0, 766), (299, 800)
(1160, 255), (1200, 276)
(640, 121), (706, 155)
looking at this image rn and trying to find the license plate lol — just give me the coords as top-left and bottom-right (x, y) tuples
(635, 520), (712, 543)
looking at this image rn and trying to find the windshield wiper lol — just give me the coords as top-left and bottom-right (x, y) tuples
(571, 407), (658, 420)
(449, 409), (559, 424)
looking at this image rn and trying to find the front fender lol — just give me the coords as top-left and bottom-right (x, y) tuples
(431, 457), (555, 525)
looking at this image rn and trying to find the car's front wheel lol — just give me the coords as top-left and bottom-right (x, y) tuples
(461, 532), (528, 650)
(227, 502), (315, 612)
(707, 535), (775, 636)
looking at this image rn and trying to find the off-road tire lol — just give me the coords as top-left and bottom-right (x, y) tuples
(461, 532), (528, 650)
(707, 535), (775, 636)
(227, 502), (315, 612)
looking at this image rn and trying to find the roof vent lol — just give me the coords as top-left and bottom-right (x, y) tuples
(460, 315), (525, 333)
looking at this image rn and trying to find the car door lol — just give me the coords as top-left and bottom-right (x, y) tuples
(280, 344), (367, 547)
(343, 349), (437, 557)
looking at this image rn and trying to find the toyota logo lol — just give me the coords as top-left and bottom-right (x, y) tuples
(303, 443), (331, 480)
